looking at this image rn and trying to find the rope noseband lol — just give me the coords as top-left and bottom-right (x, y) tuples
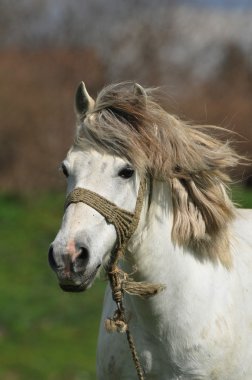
(65, 178), (164, 380)
(65, 180), (146, 248)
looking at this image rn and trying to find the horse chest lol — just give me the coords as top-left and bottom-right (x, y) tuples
(97, 286), (252, 380)
(98, 328), (242, 380)
(97, 292), (201, 379)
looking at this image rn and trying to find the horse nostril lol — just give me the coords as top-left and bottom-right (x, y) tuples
(48, 245), (58, 271)
(79, 246), (89, 262)
(74, 247), (89, 270)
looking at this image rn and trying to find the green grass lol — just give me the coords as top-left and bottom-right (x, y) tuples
(0, 186), (251, 380)
(0, 192), (105, 380)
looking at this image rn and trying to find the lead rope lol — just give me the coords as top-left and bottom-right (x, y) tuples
(65, 178), (164, 380)
(106, 262), (145, 380)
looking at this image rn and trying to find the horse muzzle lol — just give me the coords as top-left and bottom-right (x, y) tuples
(48, 244), (101, 292)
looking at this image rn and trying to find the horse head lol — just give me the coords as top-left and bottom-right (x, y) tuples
(49, 80), (239, 291)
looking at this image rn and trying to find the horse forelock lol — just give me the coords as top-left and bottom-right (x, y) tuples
(75, 82), (242, 267)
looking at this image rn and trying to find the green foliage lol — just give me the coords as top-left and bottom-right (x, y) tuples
(0, 187), (251, 379)
(232, 186), (252, 208)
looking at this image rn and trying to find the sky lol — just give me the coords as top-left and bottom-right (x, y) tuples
(188, 0), (252, 8)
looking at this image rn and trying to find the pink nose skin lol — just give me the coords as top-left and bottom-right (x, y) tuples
(63, 239), (80, 277)
(67, 239), (80, 261)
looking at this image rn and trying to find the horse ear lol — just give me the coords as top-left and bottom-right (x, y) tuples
(133, 83), (147, 105)
(75, 81), (95, 119)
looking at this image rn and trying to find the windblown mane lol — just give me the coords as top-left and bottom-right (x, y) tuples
(75, 82), (241, 267)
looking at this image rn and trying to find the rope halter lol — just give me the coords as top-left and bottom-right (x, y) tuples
(64, 177), (164, 380)
(64, 179), (146, 249)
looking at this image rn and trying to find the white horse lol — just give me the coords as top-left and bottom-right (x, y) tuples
(49, 82), (252, 379)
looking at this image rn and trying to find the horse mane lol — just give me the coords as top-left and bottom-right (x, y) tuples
(75, 82), (241, 268)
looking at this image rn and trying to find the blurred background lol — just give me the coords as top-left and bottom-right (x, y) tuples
(0, 0), (251, 379)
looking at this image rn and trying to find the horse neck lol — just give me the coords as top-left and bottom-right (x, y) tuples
(125, 180), (225, 329)
(127, 179), (178, 287)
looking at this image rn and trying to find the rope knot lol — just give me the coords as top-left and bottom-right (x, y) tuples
(105, 312), (128, 334)
(108, 267), (125, 304)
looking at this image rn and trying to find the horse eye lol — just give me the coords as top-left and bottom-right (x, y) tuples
(118, 166), (135, 179)
(61, 163), (69, 178)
